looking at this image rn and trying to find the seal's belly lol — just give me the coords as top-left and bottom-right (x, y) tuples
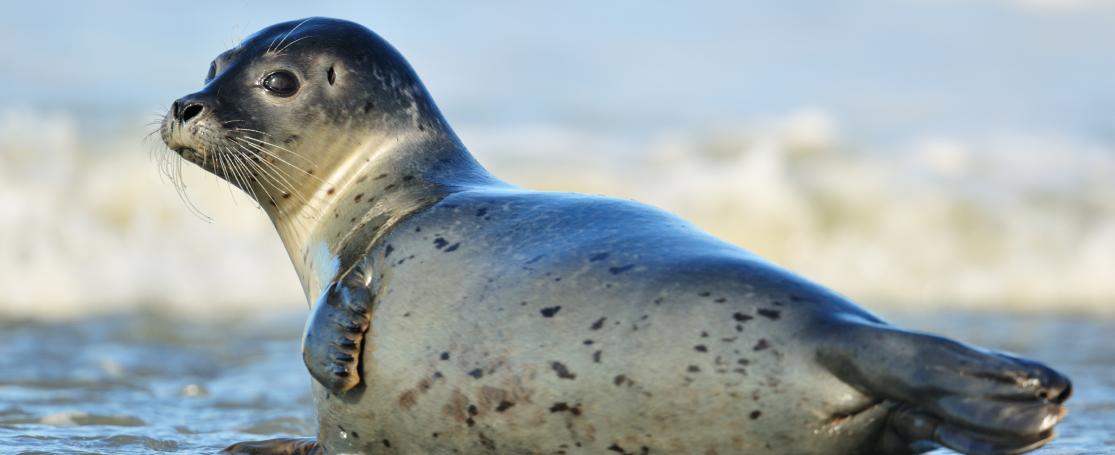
(313, 241), (882, 453)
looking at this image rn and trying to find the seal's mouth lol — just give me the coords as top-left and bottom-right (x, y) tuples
(168, 143), (208, 166)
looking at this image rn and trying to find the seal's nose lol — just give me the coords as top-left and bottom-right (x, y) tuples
(171, 96), (209, 124)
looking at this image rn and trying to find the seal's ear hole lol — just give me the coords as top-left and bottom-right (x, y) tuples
(327, 66), (336, 86)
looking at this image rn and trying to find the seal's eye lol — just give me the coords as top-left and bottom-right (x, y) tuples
(262, 71), (299, 96)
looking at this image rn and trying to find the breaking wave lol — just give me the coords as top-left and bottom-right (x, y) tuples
(1, 107), (1112, 318)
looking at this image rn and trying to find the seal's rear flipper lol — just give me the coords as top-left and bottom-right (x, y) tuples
(302, 266), (373, 395)
(817, 320), (1071, 455)
(223, 437), (321, 454)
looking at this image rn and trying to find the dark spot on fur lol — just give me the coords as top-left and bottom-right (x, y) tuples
(733, 312), (754, 322)
(362, 101), (374, 113)
(433, 238), (448, 249)
(738, 358), (751, 365)
(583, 339), (594, 345)
(354, 193), (364, 202)
(385, 244), (394, 257)
(468, 368), (484, 379)
(385, 183), (397, 191)
(613, 374), (627, 386)
(476, 208), (488, 217)
(440, 352), (450, 361)
(356, 174), (367, 183)
(609, 264), (634, 275)
(525, 255), (545, 264)
(281, 192), (291, 199)
(687, 365), (701, 373)
(540, 306), (561, 317)
(496, 400), (515, 412)
(593, 350), (602, 363)
(750, 410), (762, 419)
(403, 175), (415, 181)
(715, 297), (727, 303)
(326, 187), (335, 195)
(444, 243), (460, 252)
(700, 331), (709, 338)
(550, 402), (569, 413)
(753, 339), (770, 351)
(467, 405), (478, 416)
(381, 439), (390, 448)
(551, 362), (576, 380)
(589, 252), (609, 261)
(698, 291), (711, 297)
(591, 317), (606, 330)
(758, 309), (781, 320)
(608, 443), (626, 454)
(375, 173), (389, 180)
(466, 417), (475, 427)
(694, 345), (708, 353)
(478, 431), (495, 450)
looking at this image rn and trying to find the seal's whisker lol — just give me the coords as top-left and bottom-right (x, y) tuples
(236, 135), (320, 169)
(237, 152), (296, 217)
(229, 126), (271, 136)
(228, 138), (305, 197)
(234, 135), (321, 174)
(232, 137), (325, 185)
(239, 155), (292, 210)
(215, 147), (240, 205)
(270, 18), (314, 54)
(277, 35), (313, 55)
(172, 151), (213, 222)
(231, 139), (316, 208)
(225, 149), (267, 210)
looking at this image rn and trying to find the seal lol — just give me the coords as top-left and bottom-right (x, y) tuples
(159, 18), (1072, 455)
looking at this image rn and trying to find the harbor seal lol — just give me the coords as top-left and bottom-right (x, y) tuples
(159, 18), (1072, 455)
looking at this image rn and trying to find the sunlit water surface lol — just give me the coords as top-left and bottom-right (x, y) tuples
(0, 311), (1111, 454)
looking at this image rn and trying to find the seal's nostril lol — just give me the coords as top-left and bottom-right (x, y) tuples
(181, 104), (204, 123)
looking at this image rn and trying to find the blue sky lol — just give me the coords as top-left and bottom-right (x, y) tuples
(2, 0), (1114, 143)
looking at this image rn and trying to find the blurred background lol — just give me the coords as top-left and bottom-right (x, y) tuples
(2, 0), (1114, 318)
(0, 1), (1112, 453)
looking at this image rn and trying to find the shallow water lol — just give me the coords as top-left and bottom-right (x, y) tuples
(0, 310), (1110, 454)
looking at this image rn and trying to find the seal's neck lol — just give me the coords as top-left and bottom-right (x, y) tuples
(256, 127), (499, 300)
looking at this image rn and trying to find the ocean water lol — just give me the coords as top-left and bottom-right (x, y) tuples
(0, 310), (1110, 454)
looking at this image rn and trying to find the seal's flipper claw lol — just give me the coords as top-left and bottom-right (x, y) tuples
(222, 437), (322, 455)
(302, 266), (373, 395)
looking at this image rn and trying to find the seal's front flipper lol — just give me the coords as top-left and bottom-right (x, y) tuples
(223, 437), (321, 455)
(302, 265), (373, 394)
(818, 321), (1071, 454)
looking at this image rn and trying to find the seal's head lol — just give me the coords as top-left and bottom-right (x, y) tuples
(159, 17), (457, 216)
